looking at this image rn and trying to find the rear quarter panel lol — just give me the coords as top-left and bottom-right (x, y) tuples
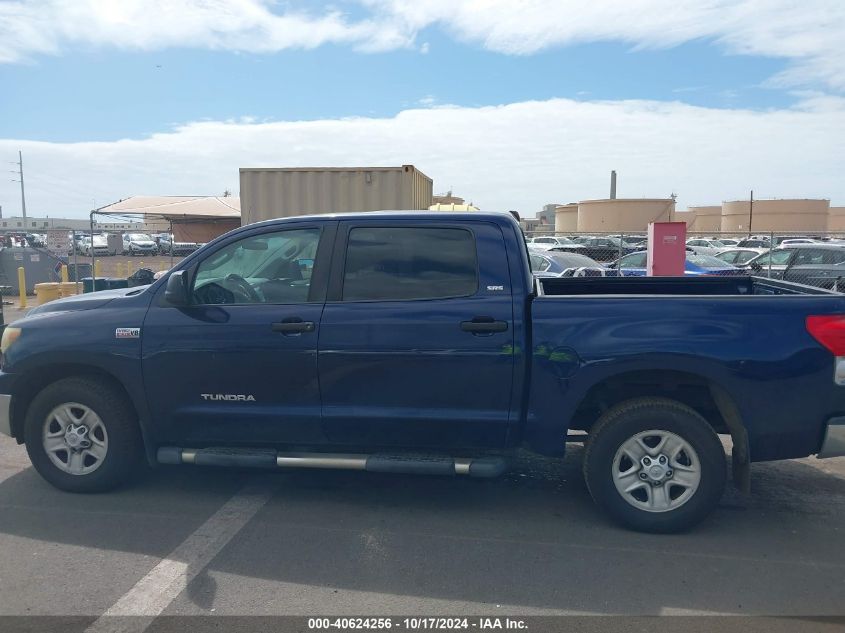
(528, 294), (845, 461)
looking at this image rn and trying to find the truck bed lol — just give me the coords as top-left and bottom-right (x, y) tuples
(537, 275), (837, 296)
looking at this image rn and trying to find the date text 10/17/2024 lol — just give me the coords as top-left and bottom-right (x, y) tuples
(308, 618), (528, 630)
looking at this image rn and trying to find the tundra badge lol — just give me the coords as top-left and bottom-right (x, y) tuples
(201, 394), (257, 402)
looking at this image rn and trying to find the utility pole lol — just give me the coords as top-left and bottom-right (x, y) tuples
(748, 190), (754, 238)
(10, 151), (27, 223)
(16, 151), (26, 222)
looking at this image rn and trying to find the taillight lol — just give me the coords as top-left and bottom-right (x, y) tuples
(806, 315), (845, 356)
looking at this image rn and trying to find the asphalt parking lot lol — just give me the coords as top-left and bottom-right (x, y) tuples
(1, 434), (844, 626)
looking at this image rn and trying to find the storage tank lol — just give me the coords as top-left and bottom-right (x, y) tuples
(554, 203), (578, 233)
(720, 199), (829, 233)
(686, 206), (721, 233)
(240, 165), (433, 224)
(576, 198), (674, 232)
(828, 206), (845, 233)
(674, 210), (697, 229)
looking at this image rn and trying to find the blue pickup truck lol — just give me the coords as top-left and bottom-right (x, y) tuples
(1, 212), (844, 533)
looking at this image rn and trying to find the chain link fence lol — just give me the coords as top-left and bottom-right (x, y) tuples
(523, 230), (845, 291)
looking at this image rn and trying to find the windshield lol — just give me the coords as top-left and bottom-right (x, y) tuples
(548, 253), (599, 267)
(688, 254), (733, 267)
(127, 233), (152, 241)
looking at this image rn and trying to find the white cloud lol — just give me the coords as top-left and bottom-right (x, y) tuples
(1, 1), (844, 91)
(1, 97), (843, 217)
(368, 0), (845, 91)
(0, 0), (406, 63)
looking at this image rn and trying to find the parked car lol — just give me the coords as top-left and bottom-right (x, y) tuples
(25, 233), (45, 248)
(572, 236), (639, 261)
(685, 238), (727, 256)
(715, 248), (768, 265)
(158, 234), (200, 256)
(4, 212), (845, 534)
(527, 236), (586, 252)
(122, 233), (158, 256)
(84, 234), (111, 257)
(779, 238), (820, 246)
(741, 244), (845, 289)
(529, 251), (608, 277)
(772, 235), (818, 247)
(608, 251), (744, 276)
(620, 235), (648, 246)
(737, 238), (772, 248)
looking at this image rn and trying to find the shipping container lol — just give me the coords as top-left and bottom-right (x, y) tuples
(239, 166), (433, 225)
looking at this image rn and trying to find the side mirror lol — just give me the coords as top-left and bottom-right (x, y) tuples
(164, 270), (190, 306)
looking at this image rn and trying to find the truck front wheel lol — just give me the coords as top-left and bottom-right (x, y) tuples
(583, 397), (726, 533)
(24, 377), (143, 493)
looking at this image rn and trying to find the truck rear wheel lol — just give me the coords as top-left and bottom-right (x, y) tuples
(24, 377), (143, 493)
(583, 397), (726, 533)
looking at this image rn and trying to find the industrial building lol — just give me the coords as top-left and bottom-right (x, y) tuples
(239, 165), (433, 225)
(0, 215), (143, 232)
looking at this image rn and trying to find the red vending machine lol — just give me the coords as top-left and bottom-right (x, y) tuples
(647, 222), (686, 276)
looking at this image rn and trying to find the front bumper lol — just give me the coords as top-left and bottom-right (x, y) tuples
(818, 417), (845, 458)
(0, 393), (11, 437)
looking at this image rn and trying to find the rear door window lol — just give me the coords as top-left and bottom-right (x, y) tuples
(791, 248), (827, 265)
(530, 254), (550, 272)
(827, 250), (845, 264)
(342, 227), (478, 301)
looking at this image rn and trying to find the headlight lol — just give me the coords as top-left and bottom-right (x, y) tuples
(1, 327), (21, 355)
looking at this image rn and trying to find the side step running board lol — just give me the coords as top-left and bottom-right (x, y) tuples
(156, 447), (509, 479)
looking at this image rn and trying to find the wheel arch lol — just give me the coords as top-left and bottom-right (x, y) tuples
(571, 368), (749, 492)
(10, 363), (153, 465)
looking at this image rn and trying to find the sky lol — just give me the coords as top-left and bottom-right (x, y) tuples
(1, 0), (844, 219)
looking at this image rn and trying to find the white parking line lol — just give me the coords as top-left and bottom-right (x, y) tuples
(85, 479), (274, 633)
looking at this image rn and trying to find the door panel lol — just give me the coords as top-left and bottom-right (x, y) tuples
(318, 221), (515, 448)
(142, 222), (334, 445)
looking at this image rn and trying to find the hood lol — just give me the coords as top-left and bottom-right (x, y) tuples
(25, 285), (150, 316)
(130, 239), (155, 246)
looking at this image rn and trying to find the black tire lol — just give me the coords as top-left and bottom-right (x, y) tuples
(583, 397), (726, 533)
(24, 377), (143, 493)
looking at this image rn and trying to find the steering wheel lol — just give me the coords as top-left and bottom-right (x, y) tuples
(224, 273), (261, 303)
